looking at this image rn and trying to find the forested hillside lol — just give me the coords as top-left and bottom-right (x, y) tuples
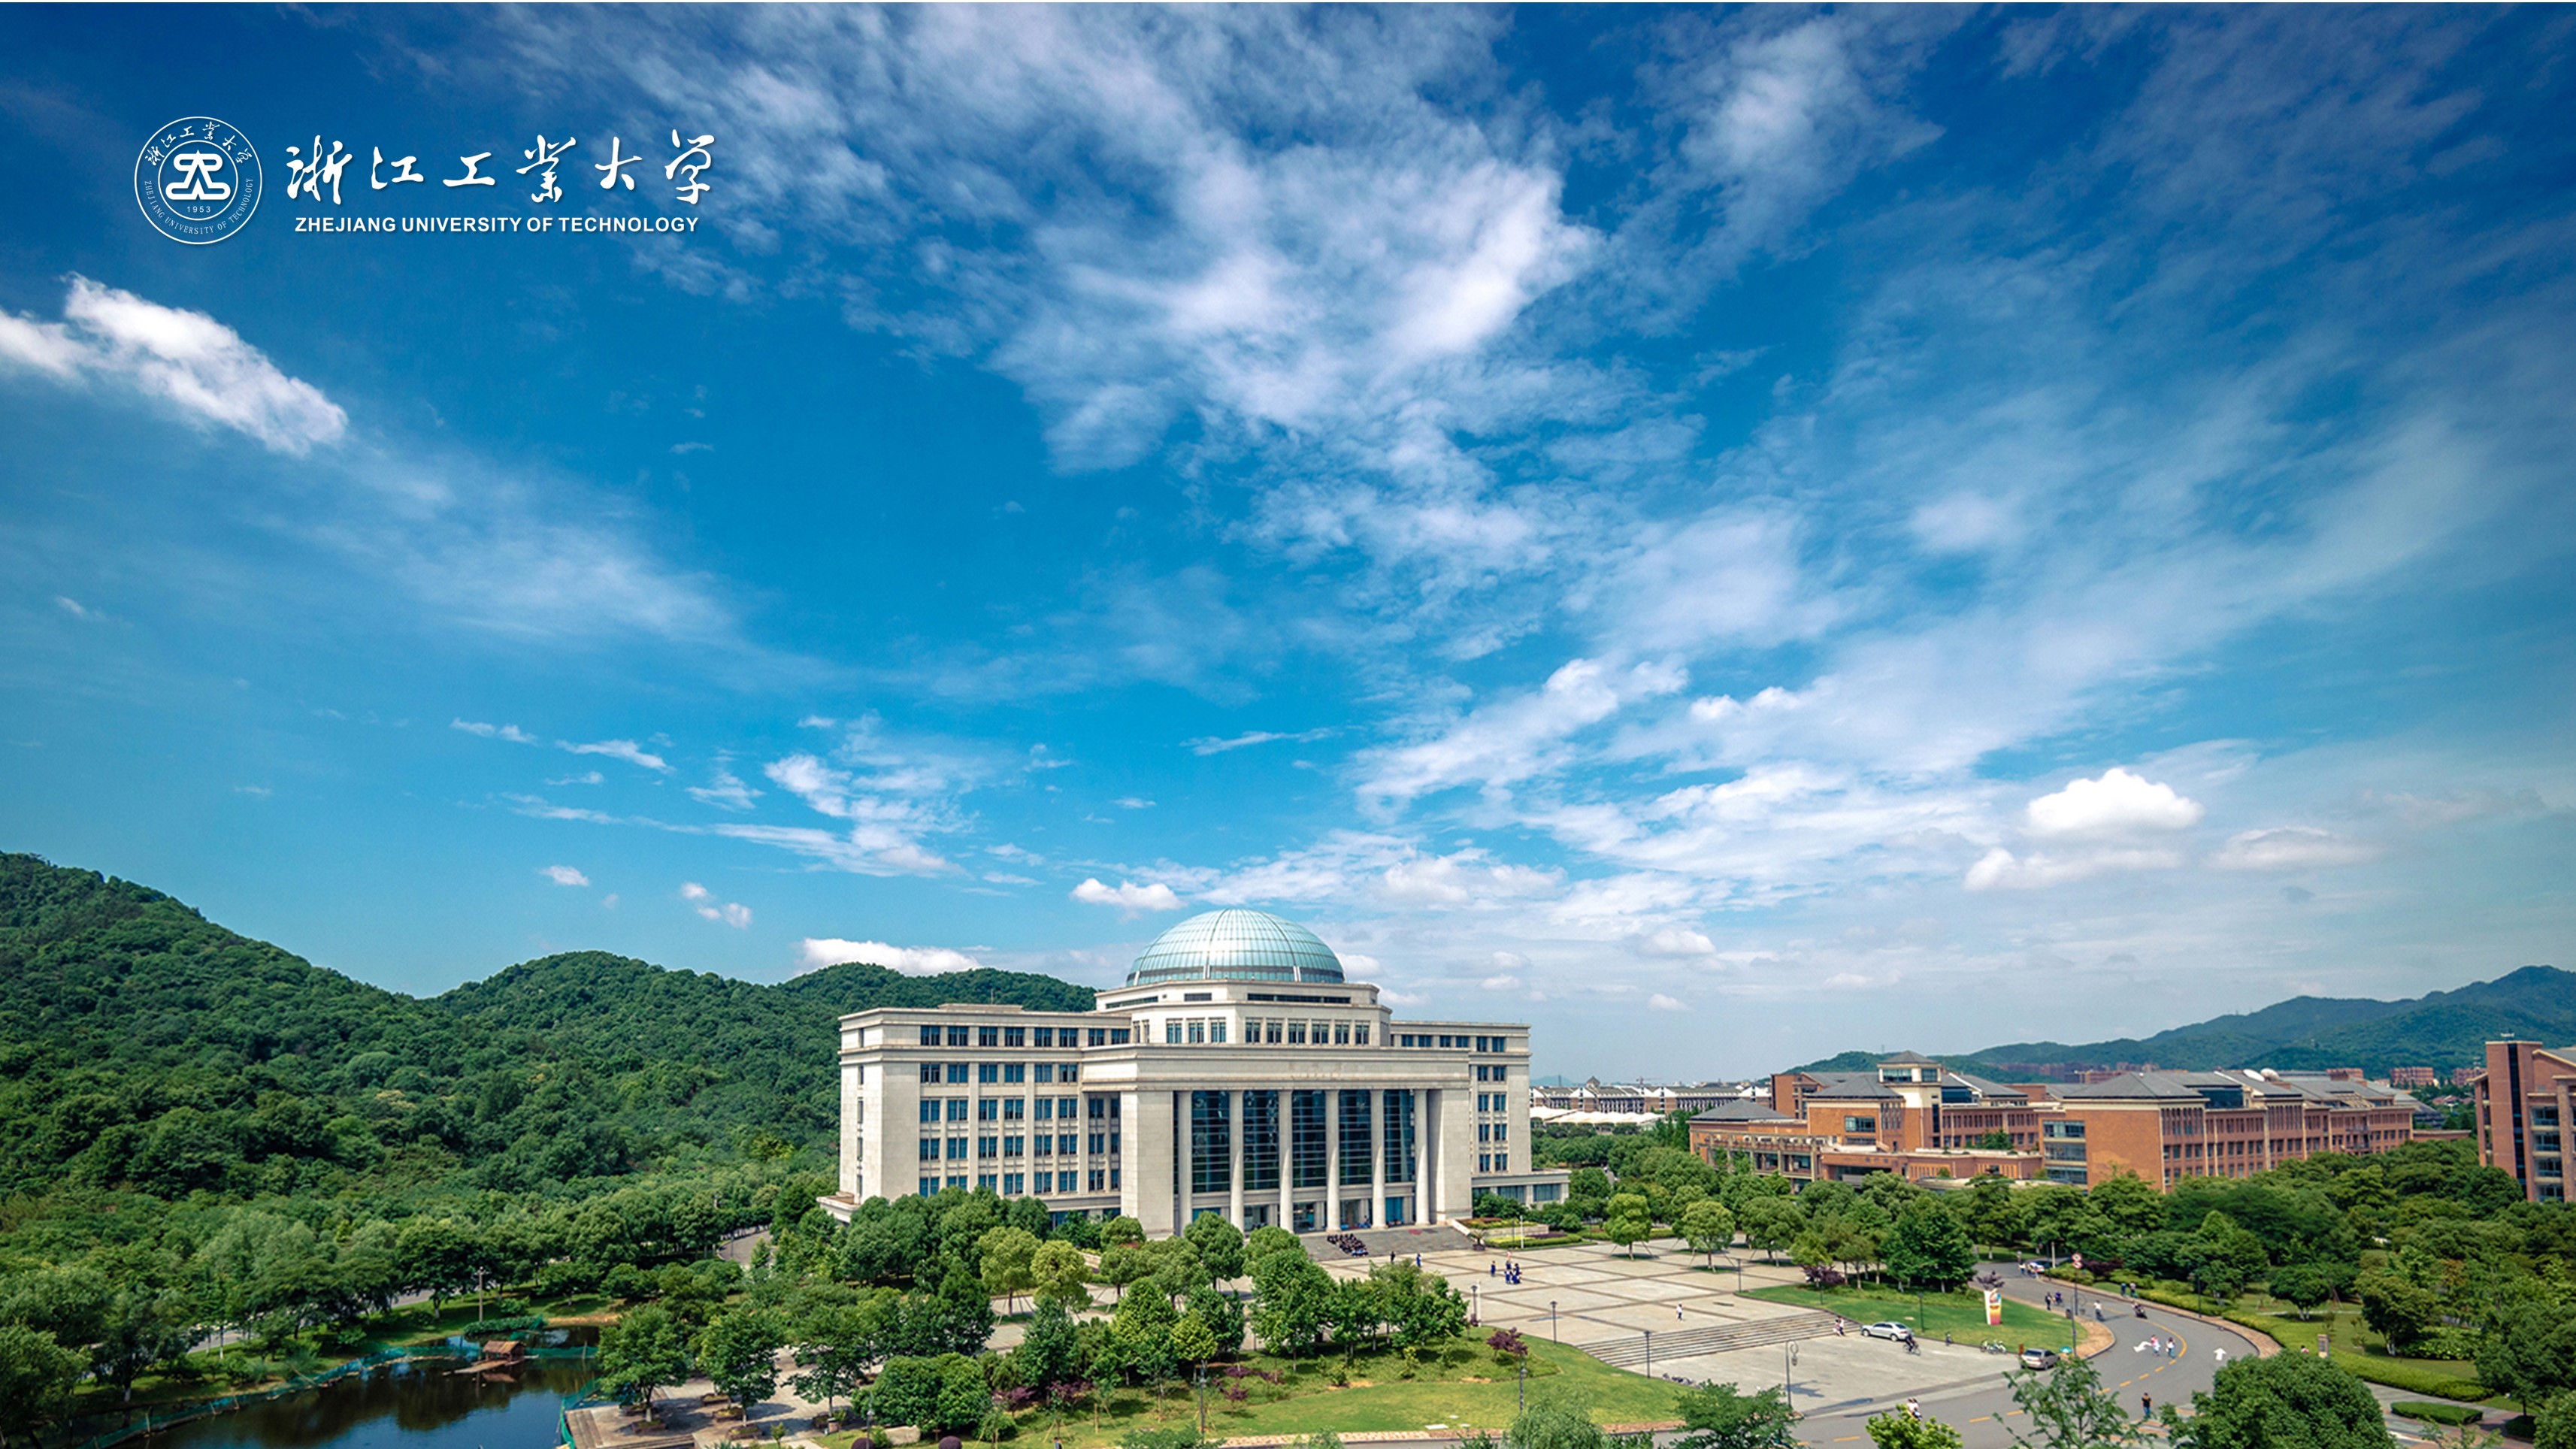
(0, 852), (1093, 1209)
(1793, 964), (2574, 1079)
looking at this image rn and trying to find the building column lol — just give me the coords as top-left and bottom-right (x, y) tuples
(1370, 1091), (1388, 1229)
(1324, 1090), (1342, 1231)
(1175, 1089), (1194, 1233)
(1124, 1089), (1168, 1236)
(1227, 1090), (1245, 1230)
(1279, 1092), (1294, 1231)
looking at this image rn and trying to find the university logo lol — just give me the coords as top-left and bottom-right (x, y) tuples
(135, 116), (263, 244)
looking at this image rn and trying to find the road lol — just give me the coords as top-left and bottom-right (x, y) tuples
(1785, 1265), (2266, 1448)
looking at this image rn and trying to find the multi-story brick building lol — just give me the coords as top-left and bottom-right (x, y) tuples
(1688, 1053), (2046, 1184)
(2033, 1069), (2419, 1187)
(1689, 1054), (2417, 1190)
(822, 909), (1568, 1236)
(2388, 1066), (2441, 1089)
(2472, 1039), (2575, 1203)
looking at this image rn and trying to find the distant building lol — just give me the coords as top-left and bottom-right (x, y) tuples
(2388, 1066), (2441, 1089)
(1688, 1053), (2048, 1184)
(2472, 1040), (2574, 1203)
(1530, 1078), (1753, 1115)
(2034, 1070), (2417, 1188)
(1690, 1054), (2417, 1191)
(822, 909), (1567, 1236)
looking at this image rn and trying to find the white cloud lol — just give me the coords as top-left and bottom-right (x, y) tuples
(1648, 993), (1690, 1013)
(453, 718), (538, 744)
(1963, 845), (2185, 891)
(0, 277), (347, 454)
(561, 738), (671, 773)
(2208, 827), (2379, 872)
(540, 864), (590, 887)
(796, 937), (986, 976)
(1638, 927), (1718, 959)
(1071, 878), (1186, 912)
(687, 763), (761, 811)
(680, 881), (752, 927)
(1361, 657), (1688, 807)
(547, 770), (606, 787)
(1112, 797), (1155, 810)
(1185, 728), (1335, 755)
(1481, 973), (1523, 991)
(2024, 768), (2205, 839)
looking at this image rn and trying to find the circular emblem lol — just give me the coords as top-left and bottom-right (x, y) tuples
(135, 116), (262, 244)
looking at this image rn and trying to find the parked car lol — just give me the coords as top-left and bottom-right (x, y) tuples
(2020, 1348), (2061, 1370)
(1863, 1321), (1915, 1342)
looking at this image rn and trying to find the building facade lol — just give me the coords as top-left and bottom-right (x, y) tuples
(1689, 1053), (2418, 1190)
(2033, 1069), (2419, 1188)
(2472, 1039), (2574, 1202)
(822, 909), (1568, 1236)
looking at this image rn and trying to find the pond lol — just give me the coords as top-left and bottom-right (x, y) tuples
(141, 1357), (596, 1449)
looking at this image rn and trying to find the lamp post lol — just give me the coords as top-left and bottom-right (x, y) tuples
(1518, 1363), (1527, 1413)
(1551, 1299), (1558, 1342)
(1784, 1343), (1798, 1402)
(1645, 1328), (1654, 1378)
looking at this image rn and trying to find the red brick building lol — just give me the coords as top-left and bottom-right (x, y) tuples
(2472, 1039), (2574, 1203)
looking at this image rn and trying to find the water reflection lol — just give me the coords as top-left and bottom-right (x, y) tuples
(146, 1360), (595, 1449)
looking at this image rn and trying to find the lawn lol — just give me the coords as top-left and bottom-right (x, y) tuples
(1742, 1284), (2064, 1342)
(825, 1337), (1678, 1449)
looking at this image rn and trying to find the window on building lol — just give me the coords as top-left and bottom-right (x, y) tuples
(1003, 1136), (1024, 1157)
(1111, 1028), (1131, 1044)
(1003, 1063), (1026, 1083)
(977, 1027), (1000, 1048)
(1355, 1024), (1370, 1044)
(1166, 1021), (1184, 1045)
(919, 1101), (941, 1124)
(973, 1063), (996, 1084)
(1212, 1019), (1230, 1044)
(946, 1100), (969, 1122)
(1059, 1133), (1077, 1155)
(1034, 1063), (1055, 1084)
(1191, 1091), (1232, 1194)
(1334, 1021), (1351, 1045)
(946, 1136), (967, 1159)
(1088, 1029), (1108, 1046)
(1243, 1089), (1282, 1192)
(1003, 1027), (1025, 1047)
(1061, 1096), (1079, 1116)
(946, 1063), (970, 1084)
(1338, 1090), (1373, 1186)
(919, 1024), (942, 1046)
(920, 1064), (943, 1084)
(1188, 1019), (1206, 1045)
(978, 1136), (999, 1159)
(979, 1100), (999, 1122)
(1003, 1099), (1025, 1120)
(1267, 1019), (1283, 1043)
(1495, 1152), (1509, 1172)
(919, 1139), (940, 1160)
(947, 1026), (970, 1047)
(1383, 1089), (1415, 1182)
(1287, 1021), (1307, 1045)
(1291, 1089), (1329, 1190)
(1035, 1099), (1054, 1121)
(1062, 1064), (1079, 1081)
(1003, 1172), (1025, 1195)
(1033, 1027), (1053, 1048)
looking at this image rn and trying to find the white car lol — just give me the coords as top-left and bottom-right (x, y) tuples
(1863, 1321), (1915, 1342)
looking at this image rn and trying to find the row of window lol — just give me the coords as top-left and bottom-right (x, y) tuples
(1164, 1017), (1375, 1045)
(916, 1024), (1133, 1048)
(920, 1132), (1122, 1160)
(1398, 1033), (1513, 1051)
(1477, 1121), (1509, 1142)
(1473, 1064), (1512, 1081)
(917, 1062), (1083, 1084)
(916, 1095), (1088, 1124)
(1477, 1152), (1512, 1172)
(1474, 1092), (1513, 1112)
(921, 1169), (1117, 1196)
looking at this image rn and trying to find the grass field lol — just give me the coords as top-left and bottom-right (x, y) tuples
(825, 1337), (1678, 1449)
(1743, 1284), (2066, 1342)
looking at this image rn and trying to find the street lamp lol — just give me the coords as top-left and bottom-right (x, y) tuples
(1518, 1364), (1527, 1413)
(1551, 1299), (1558, 1342)
(1645, 1328), (1654, 1378)
(1784, 1344), (1798, 1402)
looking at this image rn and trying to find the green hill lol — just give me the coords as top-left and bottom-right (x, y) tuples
(0, 852), (1094, 1203)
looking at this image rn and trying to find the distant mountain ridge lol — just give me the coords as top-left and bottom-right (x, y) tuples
(1789, 964), (2574, 1080)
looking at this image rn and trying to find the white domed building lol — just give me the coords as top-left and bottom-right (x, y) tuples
(824, 908), (1567, 1236)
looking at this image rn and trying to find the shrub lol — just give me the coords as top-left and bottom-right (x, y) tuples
(2391, 1402), (2484, 1426)
(1802, 1266), (1847, 1289)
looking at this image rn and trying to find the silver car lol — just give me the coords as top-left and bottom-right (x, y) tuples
(1863, 1321), (1915, 1342)
(2020, 1348), (2061, 1370)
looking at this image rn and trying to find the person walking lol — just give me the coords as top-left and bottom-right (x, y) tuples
(1905, 1399), (1921, 1420)
(2140, 1393), (2154, 1419)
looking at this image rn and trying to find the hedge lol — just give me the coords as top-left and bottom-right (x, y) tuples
(2393, 1402), (2486, 1426)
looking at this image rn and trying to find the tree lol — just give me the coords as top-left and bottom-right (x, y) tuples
(1739, 1197), (1807, 1262)
(2353, 1265), (2440, 1353)
(1511, 1395), (1608, 1449)
(1100, 1243), (1154, 1302)
(89, 1288), (192, 1412)
(2002, 1355), (2142, 1449)
(0, 1326), (83, 1449)
(2475, 1296), (2576, 1413)
(935, 1354), (991, 1433)
(1868, 1411), (1964, 1449)
(1101, 1215), (1146, 1248)
(1244, 1225), (1303, 1272)
(2535, 1393), (2576, 1449)
(2090, 1175), (2169, 1235)
(697, 1308), (788, 1420)
(1018, 1296), (1082, 1393)
(790, 1295), (887, 1422)
(1605, 1193), (1654, 1259)
(873, 1355), (942, 1429)
(1672, 1382), (1795, 1449)
(1171, 1316), (1219, 1372)
(980, 1226), (1041, 1313)
(1682, 1201), (1737, 1272)
(1185, 1285), (1247, 1360)
(1252, 1250), (1335, 1356)
(598, 1303), (693, 1421)
(2161, 1354), (2393, 1449)
(1185, 1213), (1247, 1282)
(2266, 1264), (2335, 1320)
(1882, 1204), (1977, 1290)
(1032, 1239), (1092, 1313)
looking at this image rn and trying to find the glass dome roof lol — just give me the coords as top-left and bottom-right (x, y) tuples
(1125, 909), (1346, 986)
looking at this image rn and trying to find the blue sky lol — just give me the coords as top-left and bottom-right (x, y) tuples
(2, 7), (2571, 1078)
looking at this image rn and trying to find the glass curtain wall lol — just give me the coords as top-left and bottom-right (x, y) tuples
(1337, 1090), (1374, 1186)
(1191, 1090), (1232, 1195)
(1291, 1090), (1329, 1189)
(1382, 1089), (1416, 1183)
(1243, 1089), (1282, 1192)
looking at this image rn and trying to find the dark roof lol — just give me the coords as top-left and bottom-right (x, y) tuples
(1692, 1100), (1797, 1124)
(1944, 1070), (2026, 1100)
(1805, 1071), (1901, 1101)
(1878, 1051), (1942, 1066)
(2053, 1072), (2211, 1100)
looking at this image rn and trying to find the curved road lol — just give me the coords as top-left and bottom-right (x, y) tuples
(1786, 1265), (2267, 1448)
